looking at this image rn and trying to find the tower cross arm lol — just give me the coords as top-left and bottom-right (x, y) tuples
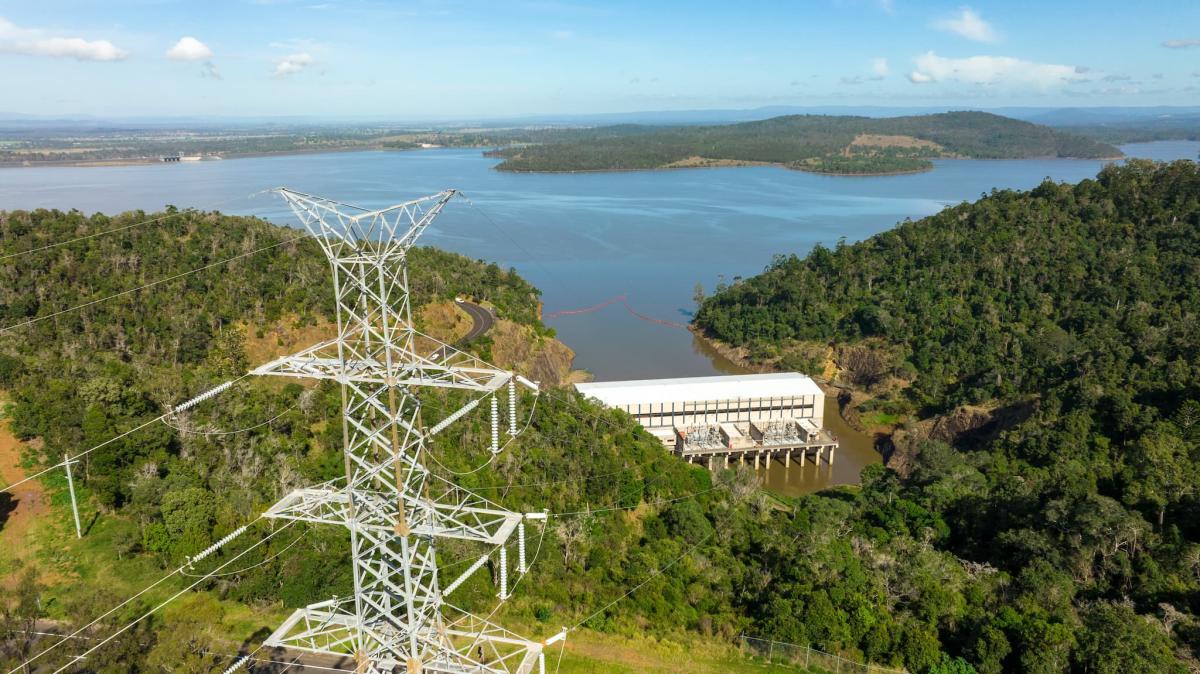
(275, 187), (457, 254)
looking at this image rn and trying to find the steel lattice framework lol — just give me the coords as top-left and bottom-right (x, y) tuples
(254, 188), (551, 674)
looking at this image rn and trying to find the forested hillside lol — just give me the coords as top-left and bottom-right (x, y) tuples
(2, 189), (1192, 674)
(696, 160), (1200, 672)
(490, 112), (1121, 175)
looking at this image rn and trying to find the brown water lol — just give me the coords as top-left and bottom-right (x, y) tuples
(693, 334), (880, 495)
(756, 396), (881, 497)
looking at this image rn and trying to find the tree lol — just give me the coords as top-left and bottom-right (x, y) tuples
(207, 324), (248, 377)
(1073, 602), (1186, 674)
(928, 655), (979, 674)
(161, 486), (215, 558)
(0, 567), (43, 674)
(1123, 425), (1197, 528)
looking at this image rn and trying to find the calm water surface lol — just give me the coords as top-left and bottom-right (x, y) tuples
(2, 140), (1196, 494)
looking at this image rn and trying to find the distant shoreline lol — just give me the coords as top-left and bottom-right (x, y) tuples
(0, 146), (1133, 172)
(0, 144), (395, 169)
(497, 162), (938, 177)
(493, 154), (1134, 177)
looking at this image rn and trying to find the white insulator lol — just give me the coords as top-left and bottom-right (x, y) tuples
(174, 380), (235, 413)
(443, 555), (489, 596)
(508, 380), (518, 436)
(544, 629), (567, 646)
(490, 396), (500, 454)
(515, 375), (539, 392)
(222, 655), (251, 674)
(498, 545), (508, 600)
(518, 522), (527, 574)
(187, 524), (250, 567)
(428, 398), (481, 436)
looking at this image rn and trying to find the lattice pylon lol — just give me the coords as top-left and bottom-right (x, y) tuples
(253, 189), (548, 674)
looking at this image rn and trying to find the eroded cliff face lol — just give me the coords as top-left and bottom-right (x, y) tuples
(489, 319), (577, 387)
(883, 400), (1035, 477)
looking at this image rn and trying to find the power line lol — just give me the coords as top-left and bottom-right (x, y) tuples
(0, 234), (306, 337)
(0, 192), (268, 264)
(420, 391), (541, 477)
(568, 528), (715, 631)
(0, 415), (164, 495)
(6, 552), (187, 674)
(0, 211), (185, 263)
(550, 485), (722, 518)
(6, 503), (268, 674)
(164, 404), (298, 437)
(46, 519), (297, 674)
(458, 193), (568, 288)
(215, 651), (355, 673)
(1, 375), (250, 495)
(181, 531), (307, 579)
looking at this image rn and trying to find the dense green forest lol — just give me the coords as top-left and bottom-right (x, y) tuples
(488, 112), (1121, 175)
(695, 160), (1200, 672)
(3, 173), (1194, 674)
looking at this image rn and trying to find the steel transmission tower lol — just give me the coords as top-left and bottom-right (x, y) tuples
(253, 189), (553, 673)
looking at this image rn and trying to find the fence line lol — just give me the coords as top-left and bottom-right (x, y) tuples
(739, 635), (908, 674)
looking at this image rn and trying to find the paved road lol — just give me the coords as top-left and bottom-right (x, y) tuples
(457, 300), (495, 342)
(433, 300), (494, 361)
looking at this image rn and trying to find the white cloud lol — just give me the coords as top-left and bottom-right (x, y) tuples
(0, 15), (127, 61)
(273, 52), (313, 77)
(872, 57), (889, 77)
(166, 36), (212, 61)
(1163, 38), (1200, 49)
(933, 7), (999, 43)
(907, 52), (1083, 88)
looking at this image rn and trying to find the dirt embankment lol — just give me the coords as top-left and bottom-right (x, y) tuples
(489, 319), (577, 386)
(0, 393), (48, 559)
(883, 400), (1035, 477)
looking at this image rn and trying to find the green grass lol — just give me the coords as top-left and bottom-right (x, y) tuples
(858, 411), (903, 428)
(545, 630), (817, 674)
(6, 480), (291, 637)
(8, 483), (838, 674)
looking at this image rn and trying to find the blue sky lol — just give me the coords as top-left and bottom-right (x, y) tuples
(1, 0), (1198, 119)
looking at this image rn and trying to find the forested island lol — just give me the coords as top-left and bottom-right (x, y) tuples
(488, 112), (1122, 175)
(694, 160), (1200, 672)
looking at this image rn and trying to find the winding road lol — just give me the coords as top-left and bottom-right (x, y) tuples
(431, 299), (494, 362)
(456, 299), (495, 343)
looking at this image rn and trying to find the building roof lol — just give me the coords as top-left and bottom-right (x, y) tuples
(575, 372), (822, 407)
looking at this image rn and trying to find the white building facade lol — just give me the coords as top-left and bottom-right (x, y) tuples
(576, 372), (827, 448)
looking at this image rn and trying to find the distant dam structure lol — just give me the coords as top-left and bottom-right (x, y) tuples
(575, 372), (838, 469)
